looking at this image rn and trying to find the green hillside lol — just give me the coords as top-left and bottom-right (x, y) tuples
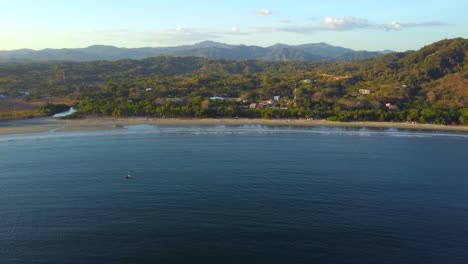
(0, 38), (466, 124)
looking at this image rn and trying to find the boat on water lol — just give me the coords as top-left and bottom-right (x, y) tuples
(126, 174), (134, 179)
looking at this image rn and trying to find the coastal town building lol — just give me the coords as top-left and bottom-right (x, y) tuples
(358, 89), (372, 95)
(210, 96), (225, 101)
(259, 99), (274, 105)
(386, 103), (399, 111)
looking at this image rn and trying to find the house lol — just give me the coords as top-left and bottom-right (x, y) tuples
(300, 79), (312, 84)
(259, 99), (273, 105)
(257, 103), (268, 109)
(273, 96), (280, 102)
(386, 103), (399, 111)
(358, 89), (371, 95)
(145, 88), (153, 91)
(249, 103), (257, 109)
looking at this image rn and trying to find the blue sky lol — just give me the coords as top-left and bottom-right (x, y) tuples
(1, 0), (467, 51)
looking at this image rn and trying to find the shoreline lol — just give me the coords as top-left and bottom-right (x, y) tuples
(1, 117), (468, 135)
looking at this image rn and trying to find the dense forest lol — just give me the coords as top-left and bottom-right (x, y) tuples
(0, 38), (467, 125)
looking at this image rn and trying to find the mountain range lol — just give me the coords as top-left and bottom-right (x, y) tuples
(0, 41), (392, 63)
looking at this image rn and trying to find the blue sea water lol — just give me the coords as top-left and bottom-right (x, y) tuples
(1, 125), (467, 264)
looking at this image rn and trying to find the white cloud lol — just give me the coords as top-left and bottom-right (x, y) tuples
(250, 16), (447, 35)
(256, 9), (272, 16)
(380, 21), (447, 31)
(320, 16), (447, 32)
(70, 17), (449, 47)
(386, 22), (403, 30)
(74, 28), (222, 46)
(323, 16), (369, 30)
(231, 26), (240, 33)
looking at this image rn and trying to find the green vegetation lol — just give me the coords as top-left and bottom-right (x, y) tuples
(1, 38), (466, 125)
(0, 109), (39, 120)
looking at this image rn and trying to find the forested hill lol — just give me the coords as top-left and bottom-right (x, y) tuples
(0, 38), (467, 124)
(0, 41), (388, 63)
(321, 38), (467, 108)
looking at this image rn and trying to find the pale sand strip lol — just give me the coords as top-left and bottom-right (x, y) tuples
(1, 117), (467, 135)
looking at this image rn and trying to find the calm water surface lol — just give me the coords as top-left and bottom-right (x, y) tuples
(1, 125), (467, 264)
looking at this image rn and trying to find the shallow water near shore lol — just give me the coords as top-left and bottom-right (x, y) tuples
(1, 124), (467, 142)
(1, 125), (467, 263)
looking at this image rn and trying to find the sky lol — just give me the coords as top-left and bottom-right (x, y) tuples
(1, 0), (467, 51)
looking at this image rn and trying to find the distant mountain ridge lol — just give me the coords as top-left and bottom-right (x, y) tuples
(0, 41), (391, 63)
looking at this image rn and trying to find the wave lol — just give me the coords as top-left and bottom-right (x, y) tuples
(52, 107), (77, 118)
(1, 125), (467, 142)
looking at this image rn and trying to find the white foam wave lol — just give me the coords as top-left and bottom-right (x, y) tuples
(0, 125), (467, 142)
(52, 107), (77, 118)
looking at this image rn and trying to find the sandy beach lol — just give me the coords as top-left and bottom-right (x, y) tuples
(1, 117), (467, 135)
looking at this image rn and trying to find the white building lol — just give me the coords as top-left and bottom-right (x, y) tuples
(358, 89), (371, 95)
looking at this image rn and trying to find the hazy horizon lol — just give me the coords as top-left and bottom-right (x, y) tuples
(2, 0), (467, 52)
(0, 39), (401, 52)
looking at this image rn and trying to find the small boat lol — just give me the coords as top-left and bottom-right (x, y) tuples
(126, 174), (134, 179)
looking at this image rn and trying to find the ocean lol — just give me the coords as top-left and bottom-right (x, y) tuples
(1, 125), (467, 264)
